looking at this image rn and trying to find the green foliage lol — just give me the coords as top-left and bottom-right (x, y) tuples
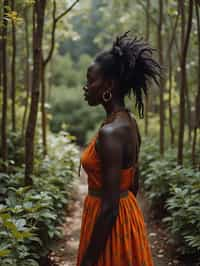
(164, 180), (200, 255)
(59, 0), (108, 60)
(49, 52), (105, 145)
(50, 94), (104, 145)
(140, 137), (200, 257)
(0, 131), (79, 265)
(52, 53), (79, 88)
(7, 131), (25, 166)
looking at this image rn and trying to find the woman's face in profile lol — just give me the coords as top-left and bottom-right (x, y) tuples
(83, 62), (105, 106)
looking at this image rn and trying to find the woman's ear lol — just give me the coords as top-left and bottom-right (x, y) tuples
(104, 79), (115, 91)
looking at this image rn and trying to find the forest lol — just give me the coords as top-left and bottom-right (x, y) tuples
(0, 0), (200, 265)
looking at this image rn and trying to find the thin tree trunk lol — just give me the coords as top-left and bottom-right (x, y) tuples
(41, 61), (47, 156)
(177, 0), (186, 165)
(0, 5), (2, 157)
(165, 8), (180, 147)
(0, 6), (2, 91)
(144, 0), (150, 136)
(192, 1), (200, 167)
(158, 0), (165, 156)
(11, 0), (16, 132)
(40, 0), (79, 156)
(177, 0), (193, 165)
(22, 8), (30, 137)
(25, 0), (46, 184)
(168, 53), (175, 146)
(185, 75), (192, 143)
(1, 0), (9, 171)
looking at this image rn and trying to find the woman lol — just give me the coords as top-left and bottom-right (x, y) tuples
(76, 32), (161, 266)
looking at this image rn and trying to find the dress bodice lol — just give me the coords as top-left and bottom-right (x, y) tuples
(80, 133), (136, 190)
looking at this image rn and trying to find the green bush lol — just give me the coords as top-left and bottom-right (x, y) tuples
(0, 131), (79, 266)
(163, 177), (200, 255)
(140, 137), (200, 257)
(49, 88), (104, 145)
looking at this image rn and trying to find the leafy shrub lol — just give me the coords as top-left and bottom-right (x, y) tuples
(140, 137), (200, 257)
(163, 175), (200, 256)
(0, 131), (79, 265)
(49, 89), (104, 145)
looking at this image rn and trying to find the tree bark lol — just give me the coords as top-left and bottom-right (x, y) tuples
(168, 53), (175, 146)
(1, 0), (9, 171)
(0, 5), (2, 158)
(144, 0), (150, 136)
(192, 0), (200, 167)
(185, 73), (192, 143)
(41, 60), (47, 156)
(0, 6), (2, 94)
(177, 0), (193, 165)
(22, 8), (31, 137)
(166, 7), (180, 147)
(158, 0), (165, 156)
(11, 0), (16, 132)
(25, 0), (46, 184)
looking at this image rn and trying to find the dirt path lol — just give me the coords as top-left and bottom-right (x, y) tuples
(49, 168), (182, 266)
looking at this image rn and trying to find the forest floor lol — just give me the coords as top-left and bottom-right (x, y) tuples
(49, 168), (187, 266)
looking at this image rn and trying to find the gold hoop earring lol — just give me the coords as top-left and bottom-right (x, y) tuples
(102, 90), (112, 102)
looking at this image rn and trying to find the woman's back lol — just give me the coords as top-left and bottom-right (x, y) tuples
(95, 110), (141, 170)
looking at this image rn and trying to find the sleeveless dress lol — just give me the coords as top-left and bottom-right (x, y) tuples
(76, 132), (154, 266)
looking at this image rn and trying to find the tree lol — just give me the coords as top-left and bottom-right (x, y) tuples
(41, 0), (79, 156)
(21, 7), (31, 137)
(25, 0), (47, 184)
(1, 0), (9, 172)
(192, 0), (200, 168)
(144, 0), (150, 136)
(158, 0), (165, 156)
(11, 0), (16, 132)
(165, 4), (180, 147)
(177, 0), (193, 165)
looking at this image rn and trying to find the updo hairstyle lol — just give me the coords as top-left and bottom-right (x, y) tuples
(94, 31), (162, 118)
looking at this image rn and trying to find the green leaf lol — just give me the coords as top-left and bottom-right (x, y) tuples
(0, 249), (11, 257)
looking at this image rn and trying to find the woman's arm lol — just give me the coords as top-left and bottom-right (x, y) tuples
(81, 127), (123, 266)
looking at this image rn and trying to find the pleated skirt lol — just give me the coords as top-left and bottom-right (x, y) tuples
(76, 191), (154, 266)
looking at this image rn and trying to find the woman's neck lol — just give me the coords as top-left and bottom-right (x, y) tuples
(103, 98), (126, 118)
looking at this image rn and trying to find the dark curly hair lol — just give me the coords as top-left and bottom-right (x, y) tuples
(94, 31), (162, 118)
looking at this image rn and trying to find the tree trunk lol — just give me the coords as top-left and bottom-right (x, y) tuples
(185, 74), (192, 143)
(22, 8), (31, 137)
(1, 0), (9, 171)
(165, 8), (180, 147)
(177, 0), (193, 165)
(0, 6), (2, 93)
(11, 0), (16, 132)
(25, 0), (46, 185)
(158, 0), (165, 156)
(168, 54), (175, 146)
(192, 1), (200, 167)
(144, 0), (150, 136)
(40, 0), (79, 156)
(0, 6), (2, 157)
(41, 61), (47, 156)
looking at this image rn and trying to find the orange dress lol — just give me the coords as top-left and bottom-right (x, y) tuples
(76, 133), (154, 266)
